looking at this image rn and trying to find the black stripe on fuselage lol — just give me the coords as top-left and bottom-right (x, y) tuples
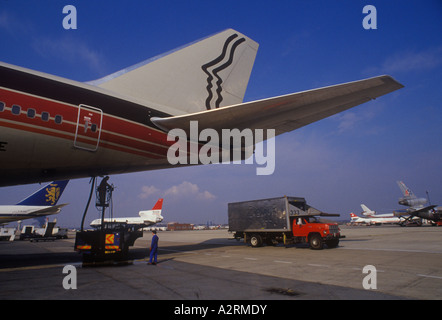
(0, 64), (171, 128)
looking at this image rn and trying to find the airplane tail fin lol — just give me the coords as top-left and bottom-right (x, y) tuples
(397, 181), (416, 199)
(17, 180), (69, 206)
(151, 198), (163, 211)
(90, 29), (259, 115)
(139, 198), (164, 223)
(361, 204), (375, 216)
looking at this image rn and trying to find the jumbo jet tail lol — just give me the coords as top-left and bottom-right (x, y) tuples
(91, 29), (258, 115)
(16, 180), (69, 206)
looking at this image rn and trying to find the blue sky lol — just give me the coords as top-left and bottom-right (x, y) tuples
(1, 1), (441, 227)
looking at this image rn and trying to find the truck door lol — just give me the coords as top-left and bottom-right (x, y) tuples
(292, 217), (310, 238)
(74, 104), (103, 151)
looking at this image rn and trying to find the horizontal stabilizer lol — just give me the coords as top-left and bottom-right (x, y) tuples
(151, 75), (403, 139)
(30, 203), (68, 216)
(410, 205), (437, 215)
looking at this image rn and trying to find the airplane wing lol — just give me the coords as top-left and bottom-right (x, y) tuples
(408, 205), (437, 216)
(151, 75), (403, 139)
(31, 204), (68, 216)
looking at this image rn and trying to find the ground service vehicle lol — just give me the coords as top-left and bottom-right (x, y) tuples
(75, 223), (143, 264)
(228, 196), (344, 250)
(74, 177), (144, 264)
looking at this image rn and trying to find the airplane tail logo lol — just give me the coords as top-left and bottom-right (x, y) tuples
(17, 180), (69, 206)
(397, 181), (415, 198)
(45, 184), (62, 205)
(201, 33), (246, 110)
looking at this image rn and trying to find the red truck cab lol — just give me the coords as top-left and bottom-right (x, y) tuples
(292, 216), (342, 249)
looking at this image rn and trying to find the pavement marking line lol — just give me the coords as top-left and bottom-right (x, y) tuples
(307, 263), (329, 267)
(352, 267), (385, 272)
(160, 248), (197, 254)
(0, 261), (82, 273)
(340, 247), (442, 255)
(244, 257), (258, 261)
(417, 274), (442, 280)
(274, 260), (292, 264)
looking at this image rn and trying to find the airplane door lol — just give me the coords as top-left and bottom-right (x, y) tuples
(74, 104), (103, 151)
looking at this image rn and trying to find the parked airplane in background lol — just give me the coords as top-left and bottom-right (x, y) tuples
(350, 212), (402, 226)
(397, 181), (429, 209)
(395, 181), (440, 225)
(90, 198), (164, 229)
(0, 180), (69, 224)
(361, 204), (395, 218)
(0, 29), (403, 187)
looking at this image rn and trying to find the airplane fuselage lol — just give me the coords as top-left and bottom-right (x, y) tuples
(0, 205), (61, 223)
(0, 63), (175, 186)
(90, 217), (159, 227)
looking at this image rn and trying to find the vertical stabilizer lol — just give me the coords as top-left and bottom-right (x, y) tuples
(361, 204), (375, 216)
(90, 29), (259, 115)
(17, 180), (69, 206)
(397, 181), (416, 199)
(139, 198), (164, 223)
(151, 198), (163, 210)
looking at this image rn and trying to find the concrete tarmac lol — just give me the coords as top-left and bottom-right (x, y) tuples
(0, 225), (441, 300)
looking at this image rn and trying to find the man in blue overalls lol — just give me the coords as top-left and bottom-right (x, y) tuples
(148, 230), (159, 265)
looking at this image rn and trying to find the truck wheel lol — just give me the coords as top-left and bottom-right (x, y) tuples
(309, 234), (323, 250)
(250, 234), (263, 247)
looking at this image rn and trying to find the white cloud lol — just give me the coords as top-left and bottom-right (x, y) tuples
(138, 185), (160, 199)
(31, 36), (107, 74)
(0, 11), (32, 35)
(330, 101), (383, 135)
(138, 181), (216, 201)
(335, 111), (358, 132)
(364, 46), (442, 75)
(164, 181), (216, 200)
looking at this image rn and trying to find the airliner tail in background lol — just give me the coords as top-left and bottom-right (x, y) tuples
(0, 180), (69, 224)
(90, 198), (164, 228)
(17, 180), (69, 206)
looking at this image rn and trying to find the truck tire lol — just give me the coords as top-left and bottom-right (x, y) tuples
(250, 234), (263, 247)
(309, 234), (323, 250)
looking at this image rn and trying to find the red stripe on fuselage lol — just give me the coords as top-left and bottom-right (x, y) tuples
(0, 87), (173, 159)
